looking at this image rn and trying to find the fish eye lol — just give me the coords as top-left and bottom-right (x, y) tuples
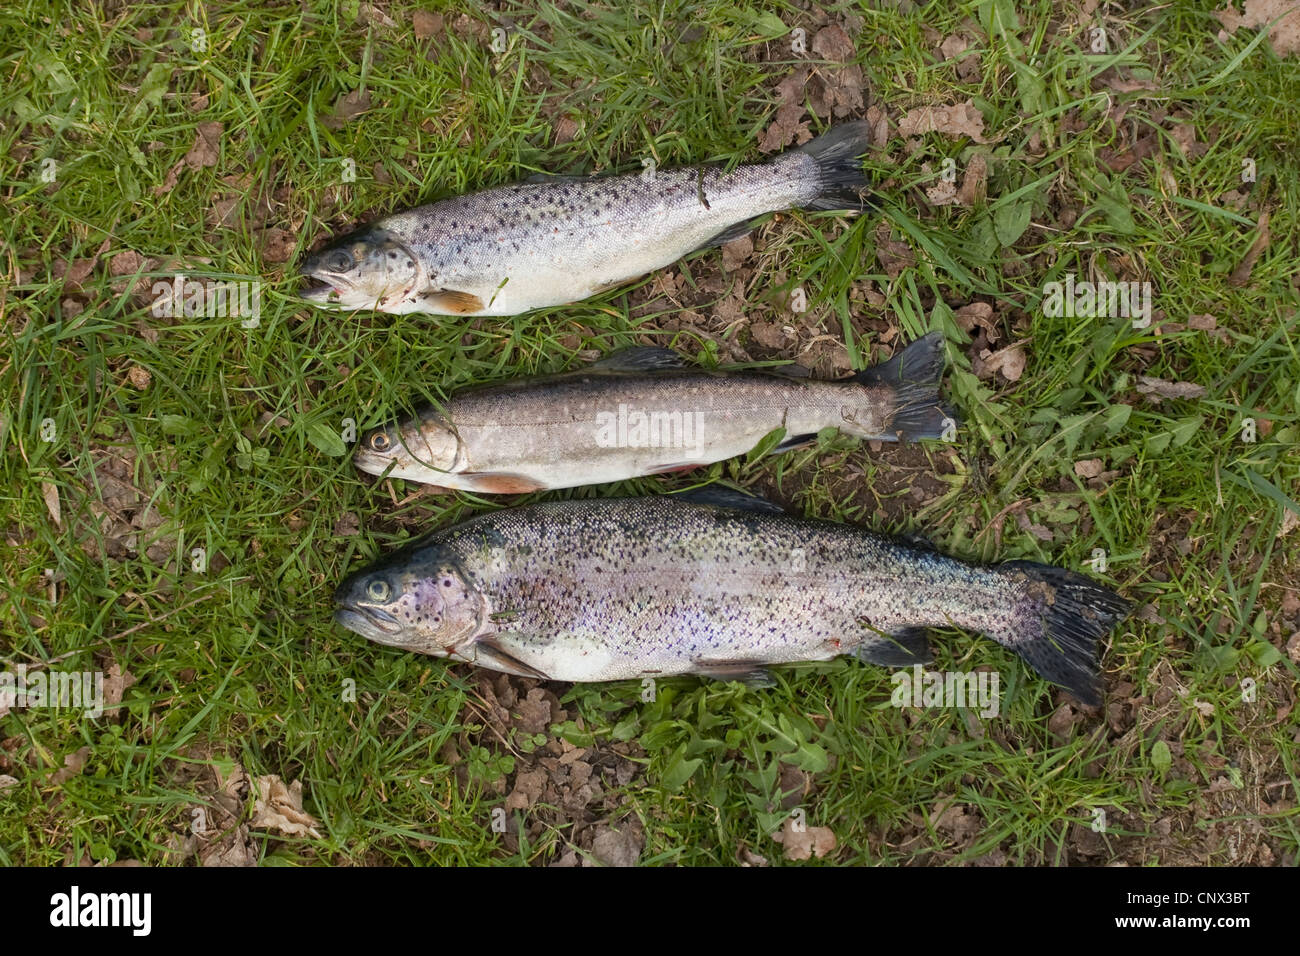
(329, 250), (353, 272)
(366, 579), (391, 601)
(369, 431), (391, 452)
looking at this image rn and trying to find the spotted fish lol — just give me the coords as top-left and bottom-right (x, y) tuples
(333, 489), (1129, 705)
(300, 123), (873, 316)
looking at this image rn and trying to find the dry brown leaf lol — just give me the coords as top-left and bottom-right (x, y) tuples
(1216, 0), (1300, 57)
(982, 343), (1026, 381)
(102, 663), (136, 719)
(1136, 376), (1207, 401)
(185, 121), (223, 169)
(773, 819), (837, 860)
(357, 3), (398, 28)
(126, 365), (151, 390)
(1074, 458), (1105, 479)
(589, 825), (643, 867)
(412, 10), (443, 39)
(956, 153), (988, 205)
(939, 33), (969, 59)
(1229, 210), (1271, 287)
(925, 179), (958, 206)
(259, 227), (296, 264)
(897, 99), (993, 143)
(49, 745), (91, 785)
(250, 775), (323, 840)
(721, 235), (753, 272)
(811, 24), (856, 61)
(322, 89), (372, 131)
(41, 481), (61, 529)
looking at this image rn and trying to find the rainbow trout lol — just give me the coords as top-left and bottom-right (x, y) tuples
(300, 123), (872, 316)
(354, 333), (950, 494)
(333, 490), (1128, 705)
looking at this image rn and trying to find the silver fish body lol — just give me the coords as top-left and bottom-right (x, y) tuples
(354, 334), (951, 494)
(334, 491), (1129, 705)
(301, 123), (873, 316)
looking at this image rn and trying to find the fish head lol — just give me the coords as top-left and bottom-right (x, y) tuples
(299, 228), (423, 311)
(354, 409), (461, 483)
(334, 548), (483, 656)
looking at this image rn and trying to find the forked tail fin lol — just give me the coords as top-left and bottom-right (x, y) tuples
(853, 331), (956, 441)
(990, 562), (1130, 707)
(796, 121), (875, 212)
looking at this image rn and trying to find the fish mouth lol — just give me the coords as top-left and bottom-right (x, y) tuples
(333, 606), (402, 643)
(299, 276), (352, 308)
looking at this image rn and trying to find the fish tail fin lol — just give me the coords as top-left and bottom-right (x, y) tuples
(797, 121), (874, 212)
(851, 331), (956, 441)
(990, 562), (1130, 707)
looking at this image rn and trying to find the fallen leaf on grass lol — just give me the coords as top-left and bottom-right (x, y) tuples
(102, 663), (136, 719)
(1216, 0), (1300, 57)
(773, 818), (837, 860)
(721, 235), (753, 272)
(1136, 376), (1207, 401)
(49, 746), (91, 785)
(897, 99), (993, 143)
(412, 10), (443, 39)
(1229, 210), (1271, 287)
(250, 775), (323, 840)
(980, 343), (1026, 382)
(357, 3), (398, 29)
(1074, 459), (1106, 479)
(589, 824), (643, 867)
(155, 122), (223, 196)
(41, 481), (61, 529)
(956, 153), (988, 205)
(322, 89), (372, 131)
(811, 24), (855, 61)
(126, 365), (151, 390)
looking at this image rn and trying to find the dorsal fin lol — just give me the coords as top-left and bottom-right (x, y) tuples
(671, 485), (787, 514)
(590, 346), (691, 372)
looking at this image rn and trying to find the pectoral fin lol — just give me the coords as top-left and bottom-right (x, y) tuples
(473, 636), (551, 679)
(417, 289), (486, 314)
(692, 658), (777, 688)
(459, 472), (548, 494)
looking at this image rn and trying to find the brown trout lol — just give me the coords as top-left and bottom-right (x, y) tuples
(354, 333), (952, 494)
(333, 489), (1129, 705)
(300, 123), (873, 316)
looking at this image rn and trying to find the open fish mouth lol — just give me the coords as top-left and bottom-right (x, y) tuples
(299, 277), (350, 307)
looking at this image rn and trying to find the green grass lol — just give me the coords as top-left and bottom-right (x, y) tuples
(1, 0), (1297, 865)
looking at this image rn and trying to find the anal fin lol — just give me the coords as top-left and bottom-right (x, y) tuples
(855, 627), (932, 666)
(692, 658), (777, 688)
